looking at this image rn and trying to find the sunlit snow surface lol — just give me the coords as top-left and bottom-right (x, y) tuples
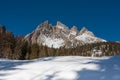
(0, 56), (120, 80)
(42, 37), (65, 48)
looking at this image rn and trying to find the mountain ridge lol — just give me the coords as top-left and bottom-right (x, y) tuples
(25, 21), (106, 48)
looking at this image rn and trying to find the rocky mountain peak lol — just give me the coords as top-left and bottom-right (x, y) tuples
(78, 27), (95, 37)
(56, 21), (68, 29)
(71, 26), (78, 32)
(69, 26), (78, 36)
(36, 20), (49, 30)
(79, 27), (88, 34)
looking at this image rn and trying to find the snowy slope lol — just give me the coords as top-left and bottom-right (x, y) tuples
(0, 56), (120, 80)
(42, 36), (65, 48)
(75, 33), (106, 43)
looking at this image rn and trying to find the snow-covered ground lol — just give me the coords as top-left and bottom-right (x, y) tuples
(0, 56), (120, 80)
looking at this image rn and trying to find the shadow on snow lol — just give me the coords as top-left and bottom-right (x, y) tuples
(76, 56), (120, 80)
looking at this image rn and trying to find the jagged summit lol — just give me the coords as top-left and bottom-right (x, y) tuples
(79, 27), (89, 35)
(69, 26), (78, 36)
(71, 26), (78, 32)
(56, 21), (68, 30)
(36, 20), (50, 30)
(25, 21), (106, 48)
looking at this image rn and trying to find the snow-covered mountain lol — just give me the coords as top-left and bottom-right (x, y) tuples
(25, 21), (106, 48)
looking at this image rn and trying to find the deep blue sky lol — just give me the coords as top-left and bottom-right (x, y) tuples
(0, 0), (120, 41)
